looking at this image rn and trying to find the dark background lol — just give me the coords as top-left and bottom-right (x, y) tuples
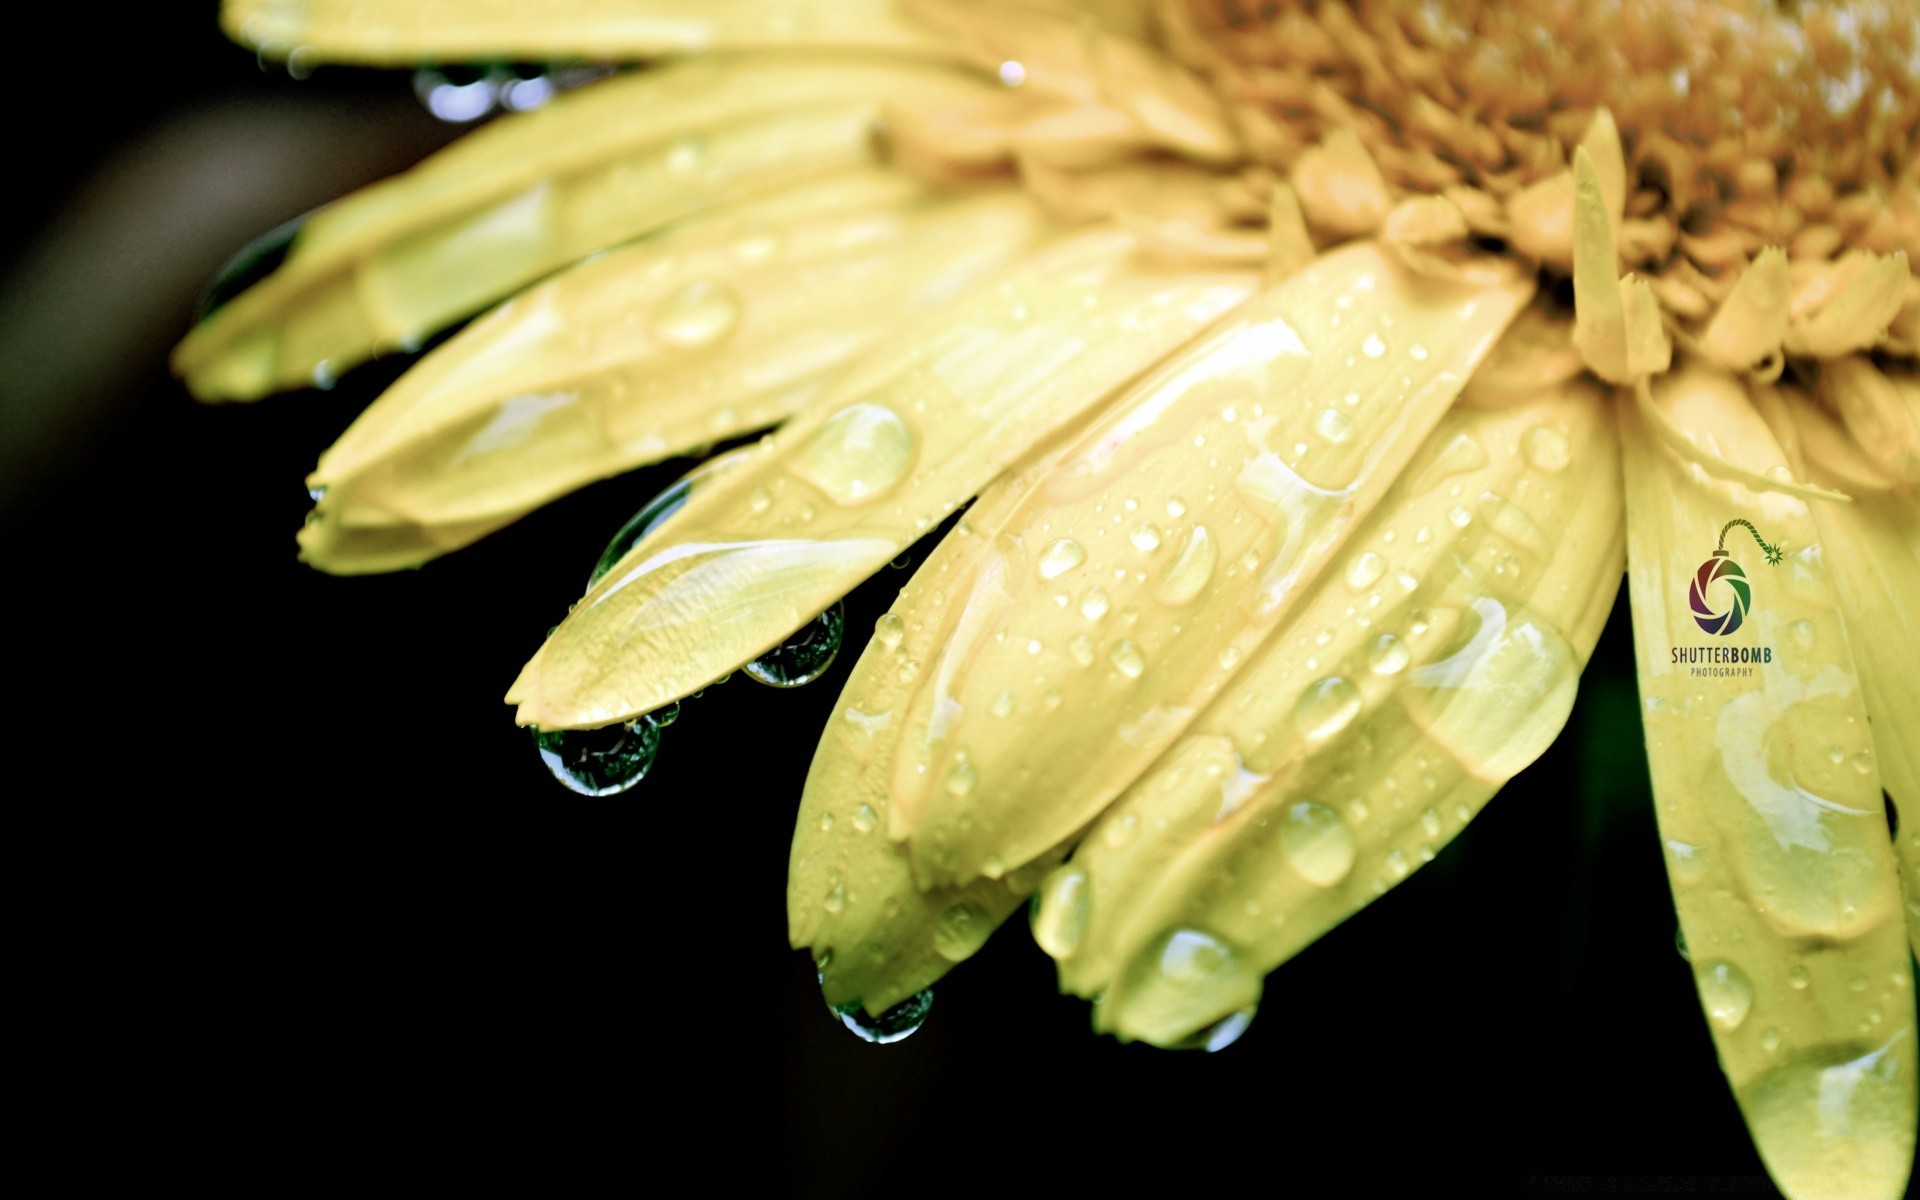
(4, 10), (1899, 1195)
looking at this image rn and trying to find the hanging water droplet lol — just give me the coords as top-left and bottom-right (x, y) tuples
(1038, 538), (1086, 580)
(1031, 865), (1091, 959)
(1522, 424), (1571, 472)
(789, 402), (917, 505)
(197, 210), (310, 323)
(1294, 676), (1362, 741)
(1153, 524), (1217, 606)
(412, 64), (499, 123)
(745, 601), (845, 687)
(1366, 633), (1410, 676)
(1174, 1008), (1256, 1052)
(307, 483), (328, 504)
(1700, 960), (1754, 1029)
(1109, 927), (1261, 1049)
(533, 717), (661, 796)
(650, 700), (681, 727)
(1675, 926), (1691, 962)
(831, 989), (934, 1044)
(590, 453), (749, 586)
(650, 278), (743, 349)
(933, 901), (991, 962)
(1279, 801), (1356, 886)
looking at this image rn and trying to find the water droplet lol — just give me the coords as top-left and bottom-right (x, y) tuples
(1080, 587), (1111, 620)
(1447, 504), (1473, 528)
(1345, 551), (1385, 591)
(1366, 633), (1410, 676)
(1153, 525), (1217, 606)
(933, 902), (991, 962)
(998, 59), (1027, 86)
(1165, 497), (1188, 518)
(852, 803), (878, 834)
(1700, 960), (1753, 1029)
(789, 402), (917, 505)
(1478, 491), (1549, 556)
(1361, 333), (1387, 357)
(1790, 965), (1810, 989)
(832, 989), (933, 1044)
(1522, 424), (1571, 472)
(823, 883), (846, 913)
(1031, 865), (1091, 959)
(534, 717), (661, 796)
(650, 278), (742, 349)
(1411, 433), (1488, 495)
(1110, 640), (1147, 678)
(1069, 634), (1096, 667)
(874, 612), (906, 649)
(733, 222), (781, 262)
(1789, 619), (1815, 651)
(1110, 928), (1261, 1048)
(650, 700), (681, 727)
(745, 601), (844, 687)
(197, 210), (309, 323)
(591, 452), (749, 585)
(1279, 801), (1356, 886)
(1038, 538), (1086, 580)
(1739, 1039), (1913, 1192)
(945, 755), (977, 796)
(1674, 926), (1691, 961)
(990, 691), (1014, 717)
(1103, 811), (1139, 848)
(664, 132), (708, 173)
(1404, 596), (1579, 781)
(1314, 408), (1355, 443)
(1294, 676), (1362, 741)
(1130, 524), (1163, 553)
(1761, 1027), (1782, 1052)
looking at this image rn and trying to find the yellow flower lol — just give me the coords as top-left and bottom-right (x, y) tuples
(184, 2), (1920, 1195)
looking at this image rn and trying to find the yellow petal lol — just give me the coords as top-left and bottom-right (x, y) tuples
(1621, 365), (1915, 1200)
(507, 226), (1260, 729)
(301, 177), (1052, 573)
(1264, 183), (1317, 283)
(225, 0), (950, 62)
(1290, 129), (1391, 239)
(1571, 148), (1632, 384)
(1785, 251), (1911, 359)
(1054, 381), (1623, 1046)
(1505, 170), (1574, 270)
(890, 241), (1533, 888)
(1819, 357), (1920, 485)
(1578, 107), (1626, 234)
(1697, 247), (1791, 373)
(173, 56), (1000, 400)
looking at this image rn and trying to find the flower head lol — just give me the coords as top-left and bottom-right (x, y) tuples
(187, 3), (1919, 1196)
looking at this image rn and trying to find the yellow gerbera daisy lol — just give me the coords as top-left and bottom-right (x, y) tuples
(182, 2), (1919, 1195)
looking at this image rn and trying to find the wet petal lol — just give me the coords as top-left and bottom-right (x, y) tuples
(889, 241), (1533, 888)
(1054, 382), (1623, 1046)
(301, 174), (1052, 572)
(1621, 365), (1915, 1200)
(174, 56), (1002, 400)
(507, 226), (1260, 729)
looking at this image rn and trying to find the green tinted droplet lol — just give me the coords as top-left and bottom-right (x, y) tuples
(789, 402), (917, 505)
(533, 717), (661, 796)
(1031, 865), (1092, 960)
(1700, 960), (1754, 1029)
(649, 278), (742, 348)
(196, 210), (310, 324)
(934, 902), (991, 962)
(832, 989), (933, 1044)
(744, 601), (844, 687)
(590, 450), (750, 586)
(1279, 801), (1357, 886)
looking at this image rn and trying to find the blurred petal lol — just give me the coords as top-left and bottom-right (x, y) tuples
(173, 56), (1001, 399)
(888, 241), (1533, 888)
(1056, 381), (1623, 1045)
(1819, 357), (1920, 486)
(507, 226), (1260, 729)
(301, 172), (1053, 572)
(1621, 365), (1915, 1200)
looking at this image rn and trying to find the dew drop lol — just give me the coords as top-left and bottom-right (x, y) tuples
(534, 717), (662, 796)
(1362, 333), (1387, 357)
(1404, 597), (1578, 781)
(1080, 587), (1111, 621)
(590, 451), (749, 585)
(874, 612), (906, 649)
(1345, 550), (1386, 591)
(197, 211), (308, 323)
(1279, 801), (1357, 886)
(1038, 538), (1086, 580)
(1294, 676), (1362, 741)
(1700, 960), (1754, 1029)
(1031, 865), (1091, 959)
(1069, 634), (1096, 667)
(1314, 408), (1355, 443)
(934, 901), (991, 962)
(1130, 523), (1163, 553)
(851, 803), (878, 834)
(945, 755), (978, 796)
(789, 402), (917, 505)
(664, 132), (708, 173)
(745, 601), (844, 687)
(832, 989), (933, 1044)
(649, 278), (742, 349)
(1153, 524), (1217, 606)
(1366, 633), (1410, 676)
(990, 691), (1014, 717)
(823, 883), (846, 914)
(1522, 424), (1571, 472)
(1110, 639), (1147, 678)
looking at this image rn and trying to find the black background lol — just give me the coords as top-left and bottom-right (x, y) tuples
(5, 9), (1903, 1195)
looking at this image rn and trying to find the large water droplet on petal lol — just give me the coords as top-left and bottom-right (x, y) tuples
(533, 717), (661, 796)
(789, 402), (917, 506)
(933, 902), (992, 962)
(1279, 801), (1357, 886)
(1699, 959), (1753, 1029)
(650, 278), (743, 349)
(1038, 538), (1086, 581)
(1404, 596), (1578, 782)
(1107, 928), (1262, 1048)
(1740, 1038), (1913, 1194)
(832, 989), (934, 1044)
(745, 601), (845, 687)
(590, 450), (752, 586)
(1294, 676), (1362, 741)
(1031, 865), (1091, 959)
